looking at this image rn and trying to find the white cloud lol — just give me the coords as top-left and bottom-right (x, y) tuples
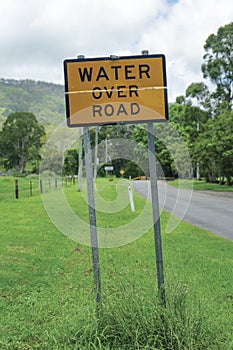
(0, 0), (232, 101)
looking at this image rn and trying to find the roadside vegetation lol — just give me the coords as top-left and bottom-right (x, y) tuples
(0, 177), (232, 349)
(169, 179), (233, 192)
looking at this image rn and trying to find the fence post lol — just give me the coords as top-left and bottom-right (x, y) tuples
(40, 179), (43, 194)
(30, 180), (32, 197)
(15, 179), (19, 199)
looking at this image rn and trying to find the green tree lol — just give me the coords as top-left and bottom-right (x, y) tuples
(195, 112), (233, 185)
(169, 101), (210, 176)
(202, 22), (233, 112)
(185, 82), (211, 111)
(39, 143), (62, 176)
(185, 22), (233, 115)
(132, 124), (174, 178)
(0, 112), (45, 173)
(63, 148), (79, 176)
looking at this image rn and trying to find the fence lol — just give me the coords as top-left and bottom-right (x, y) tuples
(0, 176), (77, 200)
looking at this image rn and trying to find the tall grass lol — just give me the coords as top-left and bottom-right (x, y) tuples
(94, 281), (208, 350)
(38, 279), (207, 350)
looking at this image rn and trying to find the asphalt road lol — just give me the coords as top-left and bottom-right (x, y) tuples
(133, 180), (233, 241)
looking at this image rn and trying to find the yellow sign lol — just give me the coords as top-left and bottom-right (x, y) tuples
(64, 54), (168, 127)
(120, 169), (125, 175)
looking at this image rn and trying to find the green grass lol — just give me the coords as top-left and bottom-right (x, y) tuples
(0, 177), (233, 349)
(169, 179), (233, 192)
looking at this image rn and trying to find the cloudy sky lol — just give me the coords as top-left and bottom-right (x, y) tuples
(0, 0), (232, 102)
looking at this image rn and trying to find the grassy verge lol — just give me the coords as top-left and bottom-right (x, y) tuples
(168, 178), (233, 192)
(0, 177), (232, 349)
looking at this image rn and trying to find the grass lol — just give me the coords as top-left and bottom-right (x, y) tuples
(168, 178), (233, 192)
(0, 177), (233, 349)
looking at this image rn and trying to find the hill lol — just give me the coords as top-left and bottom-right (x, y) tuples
(0, 78), (65, 128)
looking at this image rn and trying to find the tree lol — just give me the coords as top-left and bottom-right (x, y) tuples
(182, 22), (233, 181)
(0, 112), (45, 173)
(214, 112), (233, 185)
(194, 111), (233, 184)
(185, 82), (212, 111)
(185, 22), (233, 114)
(132, 124), (174, 178)
(169, 102), (210, 176)
(63, 148), (79, 176)
(201, 22), (233, 112)
(39, 143), (63, 176)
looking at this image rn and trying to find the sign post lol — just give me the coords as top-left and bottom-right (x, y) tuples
(142, 49), (165, 304)
(83, 126), (101, 308)
(93, 126), (98, 181)
(147, 121), (165, 304)
(78, 127), (83, 192)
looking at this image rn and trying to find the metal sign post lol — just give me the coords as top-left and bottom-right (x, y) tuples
(93, 126), (98, 181)
(83, 127), (101, 308)
(78, 127), (83, 192)
(147, 121), (165, 304)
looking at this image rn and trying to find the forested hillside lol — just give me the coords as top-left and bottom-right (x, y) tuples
(0, 78), (65, 128)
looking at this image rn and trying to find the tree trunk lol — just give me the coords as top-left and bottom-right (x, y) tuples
(226, 176), (232, 186)
(207, 171), (216, 183)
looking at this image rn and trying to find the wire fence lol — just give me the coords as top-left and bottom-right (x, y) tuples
(0, 176), (78, 201)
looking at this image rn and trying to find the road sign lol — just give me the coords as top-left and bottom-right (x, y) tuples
(64, 54), (168, 127)
(104, 166), (114, 171)
(63, 51), (166, 308)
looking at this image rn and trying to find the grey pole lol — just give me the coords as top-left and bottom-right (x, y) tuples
(78, 127), (83, 192)
(147, 122), (165, 303)
(94, 126), (98, 181)
(142, 49), (165, 303)
(77, 55), (84, 192)
(196, 122), (200, 180)
(105, 138), (108, 176)
(83, 126), (101, 307)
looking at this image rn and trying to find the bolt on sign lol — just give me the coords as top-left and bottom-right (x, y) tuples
(64, 54), (168, 127)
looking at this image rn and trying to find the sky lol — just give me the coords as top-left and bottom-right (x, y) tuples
(0, 0), (232, 102)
